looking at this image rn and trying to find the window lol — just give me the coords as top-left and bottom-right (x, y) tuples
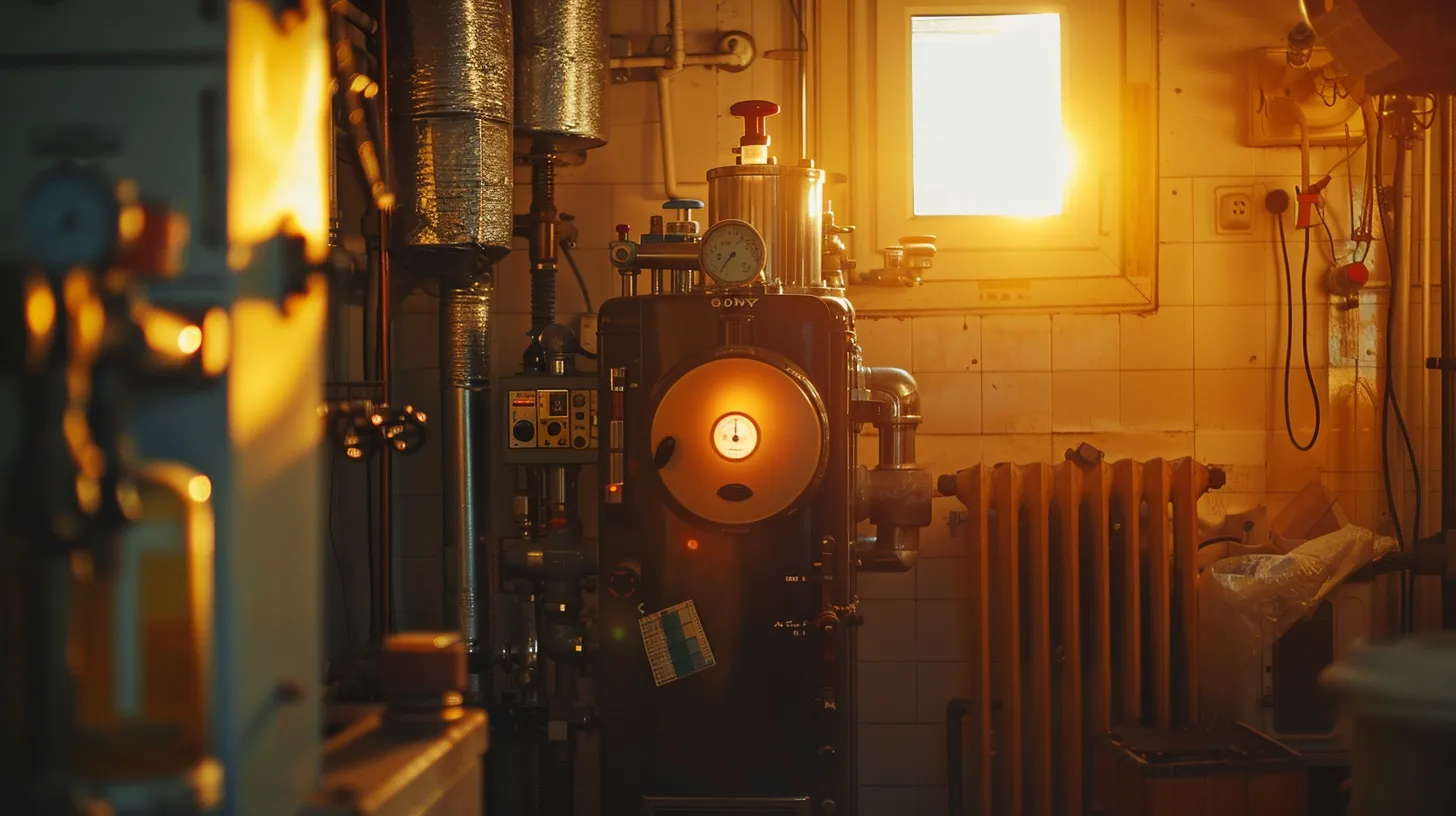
(911, 14), (1071, 218)
(813, 1), (1159, 314)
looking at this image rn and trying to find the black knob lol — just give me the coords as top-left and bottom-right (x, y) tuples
(607, 560), (642, 599)
(512, 419), (535, 442)
(546, 420), (563, 436)
(573, 436), (587, 448)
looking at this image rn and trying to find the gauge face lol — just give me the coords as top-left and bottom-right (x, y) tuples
(699, 219), (766, 285)
(23, 167), (120, 271)
(711, 412), (760, 461)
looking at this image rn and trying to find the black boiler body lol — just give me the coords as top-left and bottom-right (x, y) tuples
(595, 293), (860, 816)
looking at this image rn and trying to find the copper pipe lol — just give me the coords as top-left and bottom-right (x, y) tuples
(375, 0), (394, 639)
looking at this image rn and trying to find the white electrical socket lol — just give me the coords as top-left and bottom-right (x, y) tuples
(578, 314), (598, 355)
(1215, 187), (1256, 235)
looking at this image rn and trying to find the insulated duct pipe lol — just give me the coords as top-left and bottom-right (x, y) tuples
(858, 366), (932, 572)
(514, 0), (608, 153)
(441, 273), (493, 697)
(387, 0), (515, 254)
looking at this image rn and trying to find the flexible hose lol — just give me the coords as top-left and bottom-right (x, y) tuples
(1278, 208), (1321, 452)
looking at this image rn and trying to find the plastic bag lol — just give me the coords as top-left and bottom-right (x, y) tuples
(1197, 524), (1395, 718)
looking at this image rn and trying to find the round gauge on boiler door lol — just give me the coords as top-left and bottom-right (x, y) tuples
(711, 412), (759, 461)
(698, 219), (766, 286)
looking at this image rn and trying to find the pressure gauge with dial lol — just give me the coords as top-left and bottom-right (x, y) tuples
(710, 412), (759, 461)
(698, 219), (766, 286)
(22, 166), (121, 271)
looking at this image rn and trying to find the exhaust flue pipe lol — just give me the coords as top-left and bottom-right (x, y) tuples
(441, 273), (492, 696)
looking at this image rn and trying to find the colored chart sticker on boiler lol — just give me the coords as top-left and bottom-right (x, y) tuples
(639, 600), (717, 686)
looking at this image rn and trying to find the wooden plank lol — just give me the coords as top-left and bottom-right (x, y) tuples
(1142, 460), (1173, 728)
(1054, 463), (1084, 816)
(1025, 464), (1054, 816)
(1171, 459), (1207, 725)
(1112, 459), (1143, 725)
(991, 464), (1024, 816)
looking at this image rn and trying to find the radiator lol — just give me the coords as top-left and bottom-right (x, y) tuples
(940, 457), (1219, 816)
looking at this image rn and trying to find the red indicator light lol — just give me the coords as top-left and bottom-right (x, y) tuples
(686, 539), (699, 551)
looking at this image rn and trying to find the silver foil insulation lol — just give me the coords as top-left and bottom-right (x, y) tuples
(514, 0), (608, 152)
(443, 278), (493, 386)
(389, 0), (515, 252)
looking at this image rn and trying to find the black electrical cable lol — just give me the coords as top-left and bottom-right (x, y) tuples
(1317, 203), (1340, 264)
(1372, 107), (1424, 633)
(1278, 205), (1322, 452)
(560, 242), (594, 314)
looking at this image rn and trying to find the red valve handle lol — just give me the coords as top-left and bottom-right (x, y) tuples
(615, 223), (631, 240)
(730, 100), (780, 147)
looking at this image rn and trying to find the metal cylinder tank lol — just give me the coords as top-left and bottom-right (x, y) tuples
(707, 163), (825, 289)
(388, 0), (515, 253)
(514, 0), (608, 152)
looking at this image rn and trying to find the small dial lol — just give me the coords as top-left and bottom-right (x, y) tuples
(711, 412), (760, 461)
(698, 219), (766, 286)
(23, 166), (121, 271)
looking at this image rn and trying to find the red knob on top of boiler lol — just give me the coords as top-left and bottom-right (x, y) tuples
(730, 100), (780, 147)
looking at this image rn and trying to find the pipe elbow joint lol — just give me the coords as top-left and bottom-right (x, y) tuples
(864, 366), (921, 420)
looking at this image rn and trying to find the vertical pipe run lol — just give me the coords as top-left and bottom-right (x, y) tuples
(442, 272), (493, 696)
(376, 0), (394, 640)
(529, 157), (558, 340)
(1441, 96), (1456, 626)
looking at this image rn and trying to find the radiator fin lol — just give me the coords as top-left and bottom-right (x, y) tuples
(946, 457), (1217, 816)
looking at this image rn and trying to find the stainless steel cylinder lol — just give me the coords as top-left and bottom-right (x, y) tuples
(514, 0), (608, 152)
(441, 277), (492, 695)
(389, 0), (515, 253)
(707, 163), (825, 288)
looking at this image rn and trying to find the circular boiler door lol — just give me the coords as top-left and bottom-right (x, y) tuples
(650, 355), (827, 527)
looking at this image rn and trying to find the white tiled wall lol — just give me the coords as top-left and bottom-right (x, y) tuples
(369, 0), (1444, 813)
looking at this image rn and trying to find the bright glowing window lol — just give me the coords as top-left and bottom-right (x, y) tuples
(910, 13), (1070, 218)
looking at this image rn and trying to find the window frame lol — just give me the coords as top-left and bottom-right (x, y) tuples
(815, 0), (1160, 315)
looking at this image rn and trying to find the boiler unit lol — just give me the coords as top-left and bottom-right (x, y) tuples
(597, 100), (935, 816)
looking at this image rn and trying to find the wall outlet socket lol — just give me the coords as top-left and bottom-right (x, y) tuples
(1215, 187), (1256, 234)
(578, 314), (598, 355)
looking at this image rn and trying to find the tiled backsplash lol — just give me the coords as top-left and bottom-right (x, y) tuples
(361, 1), (1445, 814)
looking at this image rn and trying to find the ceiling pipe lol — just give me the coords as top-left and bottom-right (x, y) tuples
(654, 0), (685, 200)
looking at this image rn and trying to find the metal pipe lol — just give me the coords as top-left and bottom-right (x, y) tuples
(858, 366), (929, 572)
(388, 0), (515, 251)
(1441, 95), (1456, 627)
(946, 698), (973, 816)
(865, 365), (921, 468)
(1422, 112), (1433, 546)
(529, 157), (558, 339)
(655, 72), (683, 200)
(377, 0), (393, 639)
(1395, 126), (1414, 539)
(626, 241), (700, 270)
(797, 0), (808, 160)
(667, 0), (684, 75)
(514, 0), (608, 152)
(442, 274), (492, 696)
(609, 52), (750, 69)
